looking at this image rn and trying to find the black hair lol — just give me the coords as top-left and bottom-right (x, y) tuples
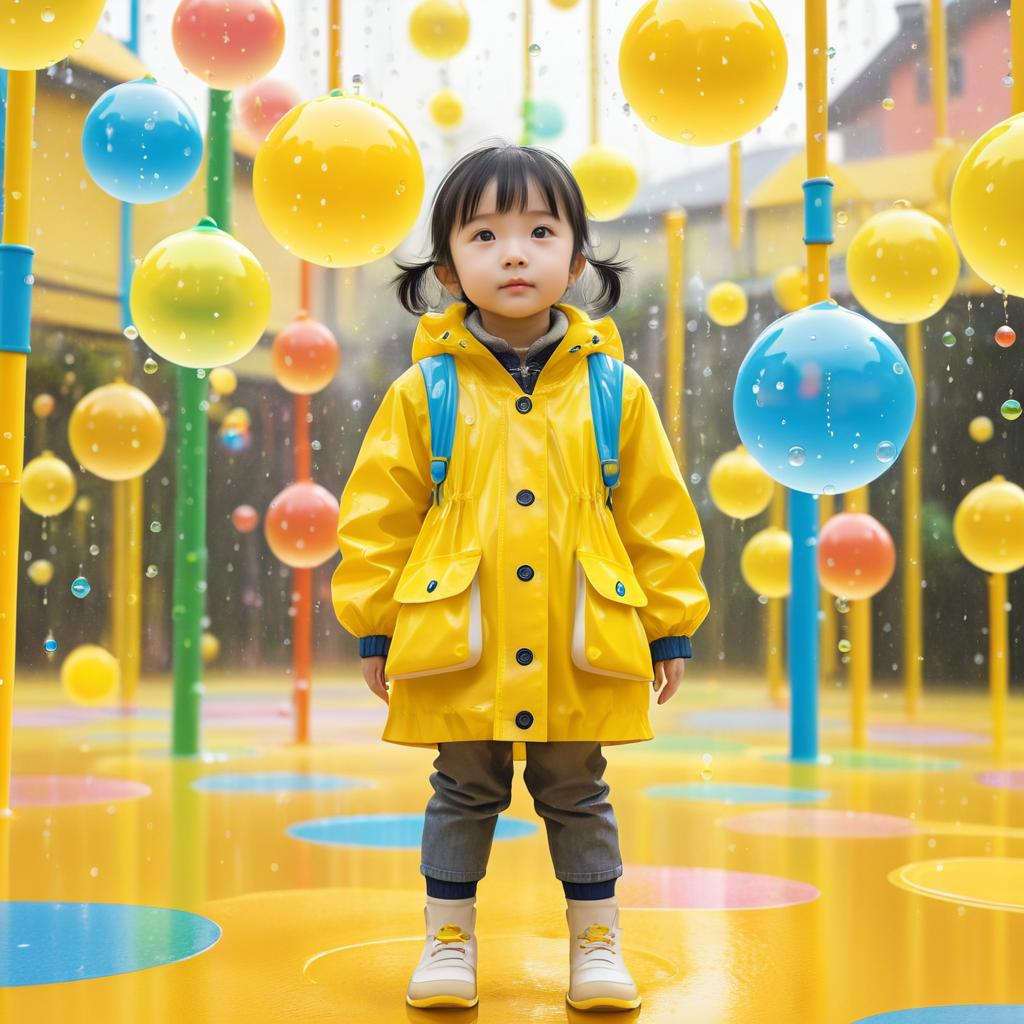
(392, 140), (630, 318)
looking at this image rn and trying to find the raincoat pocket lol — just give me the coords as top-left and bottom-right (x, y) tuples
(571, 550), (654, 681)
(385, 550), (483, 679)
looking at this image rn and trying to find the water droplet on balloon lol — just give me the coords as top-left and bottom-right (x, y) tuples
(875, 441), (896, 463)
(40, 8), (55, 24)
(788, 446), (806, 467)
(892, 362), (905, 375)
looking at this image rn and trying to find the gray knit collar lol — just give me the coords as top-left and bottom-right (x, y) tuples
(463, 306), (569, 363)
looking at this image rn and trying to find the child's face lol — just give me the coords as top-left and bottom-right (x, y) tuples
(436, 177), (586, 319)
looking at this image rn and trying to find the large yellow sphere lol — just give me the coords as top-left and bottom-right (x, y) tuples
(61, 644), (120, 706)
(773, 265), (808, 313)
(254, 92), (425, 268)
(618, 0), (787, 147)
(22, 451), (76, 517)
(428, 88), (464, 129)
(68, 382), (166, 482)
(951, 112), (1024, 297)
(846, 206), (959, 324)
(571, 144), (639, 222)
(0, 0), (106, 71)
(954, 475), (1024, 574)
(409, 0), (470, 60)
(707, 281), (748, 327)
(130, 217), (272, 369)
(969, 416), (994, 444)
(208, 367), (238, 396)
(740, 526), (791, 598)
(708, 445), (774, 520)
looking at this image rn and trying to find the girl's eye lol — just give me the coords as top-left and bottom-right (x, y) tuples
(474, 229), (495, 241)
(533, 226), (552, 238)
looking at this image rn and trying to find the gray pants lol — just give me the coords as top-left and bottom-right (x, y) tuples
(419, 741), (623, 884)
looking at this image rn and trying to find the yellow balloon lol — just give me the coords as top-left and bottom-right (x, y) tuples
(130, 217), (272, 369)
(254, 92), (425, 268)
(618, 0), (787, 147)
(954, 476), (1024, 574)
(951, 111), (1024, 297)
(428, 88), (464, 129)
(773, 265), (808, 313)
(571, 144), (639, 222)
(0, 0), (106, 71)
(61, 644), (120, 706)
(707, 281), (748, 327)
(969, 416), (994, 444)
(209, 367), (238, 396)
(741, 527), (791, 598)
(201, 632), (221, 664)
(408, 0), (470, 60)
(550, 0), (581, 6)
(27, 559), (54, 586)
(708, 445), (774, 520)
(68, 382), (165, 482)
(846, 206), (959, 324)
(22, 451), (76, 517)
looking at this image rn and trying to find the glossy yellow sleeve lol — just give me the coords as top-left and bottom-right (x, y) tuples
(612, 367), (710, 644)
(331, 367), (434, 640)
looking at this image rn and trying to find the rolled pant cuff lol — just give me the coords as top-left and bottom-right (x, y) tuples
(420, 864), (487, 883)
(554, 865), (623, 884)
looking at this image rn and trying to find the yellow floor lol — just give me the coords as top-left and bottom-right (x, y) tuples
(1, 671), (1022, 1022)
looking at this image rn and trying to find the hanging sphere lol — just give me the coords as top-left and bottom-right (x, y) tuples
(27, 559), (54, 586)
(68, 382), (166, 482)
(81, 76), (203, 204)
(32, 394), (56, 419)
(408, 0), (470, 61)
(172, 0), (285, 89)
(271, 313), (340, 395)
(707, 281), (748, 327)
(708, 445), (774, 520)
(61, 644), (120, 706)
(264, 481), (340, 568)
(222, 407), (252, 431)
(969, 415), (994, 444)
(734, 301), (917, 495)
(772, 265), (808, 313)
(130, 217), (272, 368)
(428, 89), (464, 130)
(845, 206), (959, 324)
(208, 366), (238, 396)
(0, 0), (106, 70)
(238, 77), (300, 142)
(231, 504), (259, 533)
(254, 92), (425, 268)
(21, 451), (76, 517)
(817, 512), (896, 600)
(523, 98), (565, 140)
(740, 527), (791, 598)
(571, 144), (639, 222)
(200, 632), (221, 663)
(994, 325), (1017, 348)
(954, 475), (1024, 574)
(618, 0), (787, 147)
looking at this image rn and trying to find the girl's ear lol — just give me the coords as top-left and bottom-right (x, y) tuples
(434, 263), (462, 299)
(567, 252), (587, 288)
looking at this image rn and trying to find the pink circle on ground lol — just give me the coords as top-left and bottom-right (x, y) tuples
(976, 770), (1024, 791)
(619, 865), (819, 910)
(720, 808), (916, 839)
(14, 708), (112, 728)
(869, 724), (988, 747)
(11, 775), (152, 807)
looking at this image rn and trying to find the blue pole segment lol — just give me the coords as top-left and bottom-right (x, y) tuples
(788, 490), (819, 761)
(0, 245), (34, 354)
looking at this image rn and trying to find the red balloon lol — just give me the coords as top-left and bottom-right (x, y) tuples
(817, 512), (896, 600)
(231, 504), (259, 533)
(995, 325), (1017, 348)
(172, 0), (285, 89)
(271, 312), (340, 395)
(265, 481), (339, 568)
(238, 77), (300, 142)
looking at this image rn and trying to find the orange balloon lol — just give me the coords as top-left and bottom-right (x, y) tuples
(817, 512), (896, 600)
(271, 313), (340, 395)
(231, 504), (259, 533)
(264, 481), (340, 568)
(238, 77), (300, 142)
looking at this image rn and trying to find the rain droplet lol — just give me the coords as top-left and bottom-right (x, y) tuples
(788, 445), (806, 467)
(834, 597), (850, 614)
(123, 325), (139, 340)
(143, 357), (158, 374)
(941, 331), (956, 348)
(1001, 399), (1022, 421)
(88, 544), (100, 556)
(822, 483), (837, 495)
(351, 399), (362, 411)
(43, 635), (58, 654)
(150, 521), (162, 534)
(70, 576), (91, 599)
(146, 564), (159, 579)
(528, 42), (541, 55)
(838, 638), (852, 653)
(881, 97), (895, 111)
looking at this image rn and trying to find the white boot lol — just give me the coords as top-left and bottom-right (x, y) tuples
(565, 895), (641, 1011)
(405, 894), (479, 1009)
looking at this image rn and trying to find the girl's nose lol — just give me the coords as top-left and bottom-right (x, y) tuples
(502, 253), (527, 268)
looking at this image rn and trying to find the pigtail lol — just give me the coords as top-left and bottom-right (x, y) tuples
(583, 245), (631, 318)
(391, 259), (436, 316)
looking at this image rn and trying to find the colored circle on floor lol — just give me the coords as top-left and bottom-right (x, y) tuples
(683, 708), (844, 733)
(0, 902), (221, 986)
(854, 1008), (1024, 1023)
(828, 750), (961, 772)
(647, 782), (830, 804)
(633, 735), (749, 754)
(888, 857), (1024, 912)
(720, 808), (916, 839)
(193, 772), (367, 794)
(287, 813), (538, 848)
(868, 725), (988, 747)
(976, 770), (1024, 791)
(11, 775), (151, 807)
(618, 865), (819, 910)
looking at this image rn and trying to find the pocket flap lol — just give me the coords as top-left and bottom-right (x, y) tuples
(577, 550), (648, 607)
(395, 550), (482, 604)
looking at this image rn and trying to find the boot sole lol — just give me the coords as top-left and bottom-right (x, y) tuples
(566, 991), (642, 1011)
(406, 993), (479, 1008)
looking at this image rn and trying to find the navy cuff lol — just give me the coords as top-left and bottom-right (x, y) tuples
(358, 635), (391, 658)
(650, 635), (692, 663)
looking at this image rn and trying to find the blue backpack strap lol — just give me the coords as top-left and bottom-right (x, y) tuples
(417, 353), (458, 506)
(587, 352), (624, 510)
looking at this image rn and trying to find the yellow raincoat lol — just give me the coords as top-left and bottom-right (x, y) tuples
(331, 302), (709, 751)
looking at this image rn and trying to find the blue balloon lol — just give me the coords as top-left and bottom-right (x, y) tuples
(82, 76), (203, 204)
(733, 300), (916, 496)
(525, 98), (565, 140)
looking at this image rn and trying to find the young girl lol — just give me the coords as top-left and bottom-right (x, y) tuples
(331, 142), (709, 1012)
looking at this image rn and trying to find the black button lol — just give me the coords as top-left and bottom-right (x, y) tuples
(427, 579), (438, 593)
(515, 710), (534, 730)
(515, 647), (533, 665)
(515, 396), (532, 414)
(516, 564), (534, 582)
(568, 345), (581, 353)
(516, 489), (535, 506)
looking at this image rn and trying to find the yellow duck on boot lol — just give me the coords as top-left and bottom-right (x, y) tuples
(565, 896), (641, 1011)
(406, 895), (478, 1009)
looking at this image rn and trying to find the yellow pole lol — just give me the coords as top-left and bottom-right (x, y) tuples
(728, 141), (742, 253)
(125, 474), (143, 707)
(589, 0), (599, 146)
(844, 485), (871, 748)
(819, 493), (837, 678)
(988, 572), (1008, 761)
(930, 0), (949, 140)
(768, 486), (786, 704)
(903, 322), (924, 716)
(1014, 0), (1024, 118)
(113, 480), (129, 679)
(665, 210), (686, 471)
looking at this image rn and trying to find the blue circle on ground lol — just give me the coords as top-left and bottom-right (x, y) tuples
(287, 813), (538, 848)
(193, 772), (366, 794)
(854, 1008), (1024, 1023)
(684, 708), (844, 733)
(0, 902), (220, 986)
(646, 782), (830, 804)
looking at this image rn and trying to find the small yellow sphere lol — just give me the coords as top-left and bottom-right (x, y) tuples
(954, 476), (1024, 574)
(21, 451), (76, 517)
(969, 416), (994, 444)
(200, 632), (221, 664)
(772, 265), (808, 313)
(428, 88), (464, 129)
(846, 206), (959, 324)
(707, 281), (748, 327)
(61, 644), (120, 706)
(550, 0), (581, 7)
(740, 527), (791, 598)
(0, 0), (106, 71)
(27, 559), (54, 586)
(222, 407), (252, 430)
(208, 367), (238, 397)
(408, 0), (470, 60)
(571, 144), (639, 222)
(708, 445), (774, 520)
(32, 393), (56, 419)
